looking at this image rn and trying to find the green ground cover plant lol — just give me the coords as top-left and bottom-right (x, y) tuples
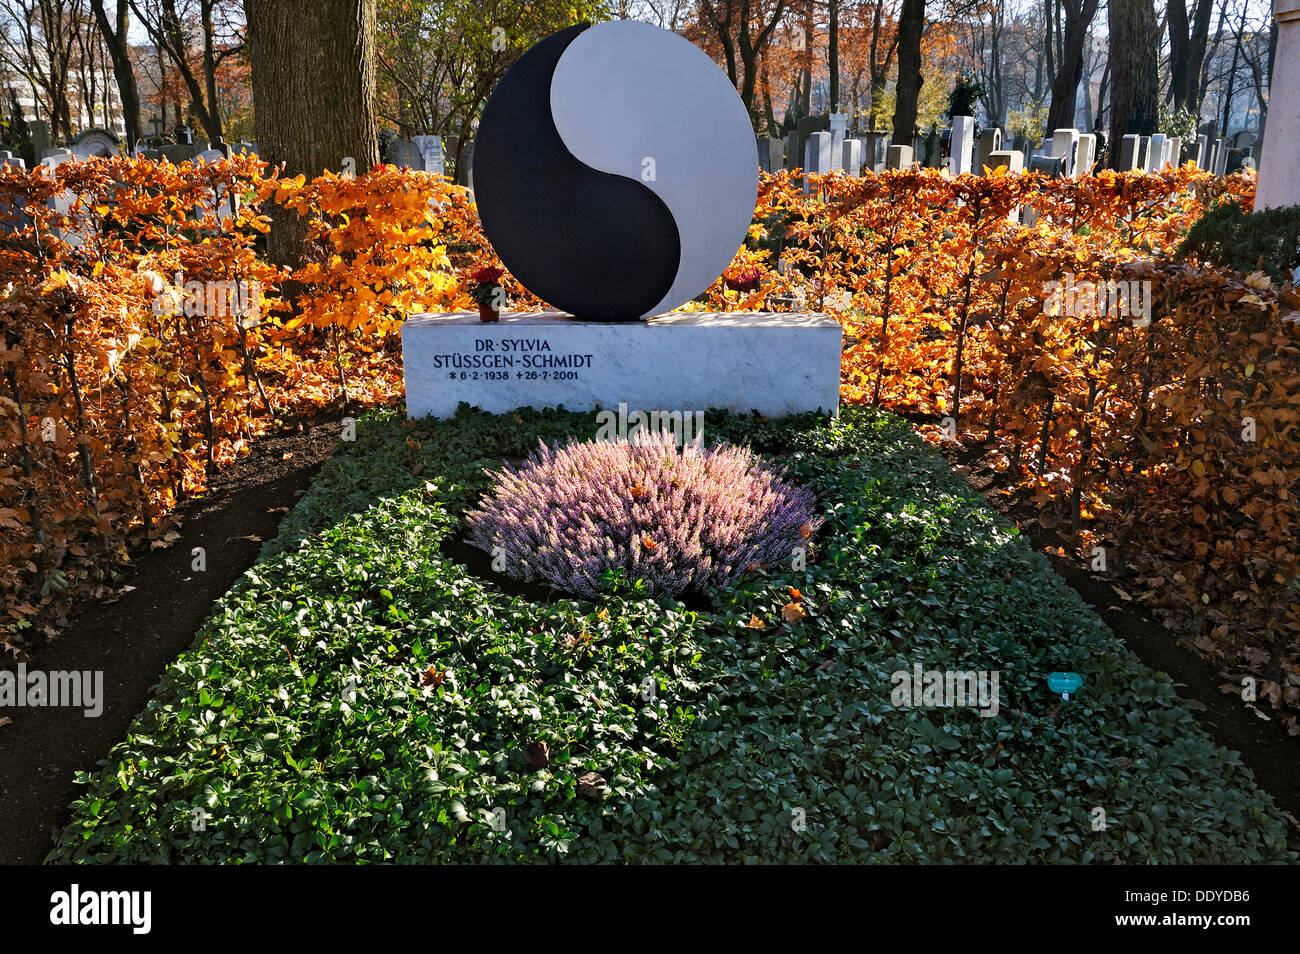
(49, 406), (1294, 863)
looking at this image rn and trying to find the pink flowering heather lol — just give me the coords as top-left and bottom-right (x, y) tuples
(465, 432), (822, 599)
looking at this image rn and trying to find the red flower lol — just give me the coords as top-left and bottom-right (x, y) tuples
(471, 265), (504, 285)
(724, 263), (765, 293)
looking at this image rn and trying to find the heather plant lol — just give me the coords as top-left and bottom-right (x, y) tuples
(465, 431), (822, 599)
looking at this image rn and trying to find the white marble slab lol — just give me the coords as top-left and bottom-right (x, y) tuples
(402, 311), (842, 419)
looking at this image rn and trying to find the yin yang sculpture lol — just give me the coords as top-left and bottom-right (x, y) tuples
(473, 20), (759, 321)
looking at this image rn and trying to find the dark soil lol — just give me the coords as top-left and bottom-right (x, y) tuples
(0, 417), (344, 865)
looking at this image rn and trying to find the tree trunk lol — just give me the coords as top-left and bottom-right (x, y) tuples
(201, 0), (223, 143)
(246, 0), (379, 267)
(89, 0), (143, 146)
(1045, 0), (1100, 134)
(891, 0), (926, 145)
(1107, 0), (1160, 168)
(799, 0), (813, 117)
(828, 0), (839, 110)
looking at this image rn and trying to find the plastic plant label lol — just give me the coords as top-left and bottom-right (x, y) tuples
(1048, 671), (1084, 700)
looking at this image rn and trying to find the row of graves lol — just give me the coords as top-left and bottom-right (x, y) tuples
(0, 124), (249, 248)
(385, 134), (474, 189)
(756, 111), (1260, 181)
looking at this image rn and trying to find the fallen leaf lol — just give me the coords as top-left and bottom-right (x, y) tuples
(744, 614), (766, 629)
(576, 771), (607, 800)
(780, 601), (808, 624)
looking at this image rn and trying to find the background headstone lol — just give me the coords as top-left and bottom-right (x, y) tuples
(1076, 133), (1096, 175)
(458, 140), (474, 191)
(949, 116), (976, 175)
(886, 144), (913, 169)
(160, 143), (199, 164)
(1118, 135), (1141, 170)
(986, 149), (1024, 173)
(862, 130), (887, 173)
(828, 111), (848, 170)
(412, 134), (445, 175)
(986, 149), (1025, 220)
(389, 138), (423, 169)
(1050, 128), (1080, 174)
(1166, 136), (1182, 168)
(804, 130), (833, 183)
(69, 128), (121, 159)
(794, 115), (829, 175)
(39, 151), (85, 248)
(27, 120), (50, 159)
(1029, 154), (1066, 178)
(977, 127), (1002, 172)
(757, 137), (783, 173)
(1147, 133), (1167, 171)
(841, 138), (863, 176)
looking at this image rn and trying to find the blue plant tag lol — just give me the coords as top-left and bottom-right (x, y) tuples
(1048, 672), (1084, 700)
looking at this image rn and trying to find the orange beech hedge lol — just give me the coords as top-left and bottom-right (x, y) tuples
(1, 157), (1295, 723)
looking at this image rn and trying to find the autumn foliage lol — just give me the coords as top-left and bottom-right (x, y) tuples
(2, 156), (1296, 725)
(737, 166), (1296, 724)
(0, 155), (494, 649)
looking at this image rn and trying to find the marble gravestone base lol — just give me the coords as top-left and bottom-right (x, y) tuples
(403, 311), (842, 419)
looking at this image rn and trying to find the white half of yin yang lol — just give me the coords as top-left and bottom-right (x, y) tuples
(549, 20), (759, 318)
